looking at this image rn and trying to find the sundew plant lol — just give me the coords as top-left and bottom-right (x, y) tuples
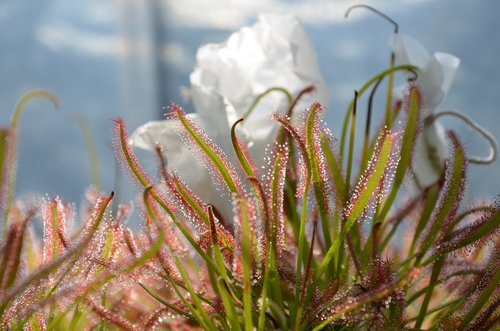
(1, 6), (499, 331)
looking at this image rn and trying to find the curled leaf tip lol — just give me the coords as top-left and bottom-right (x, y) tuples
(231, 118), (245, 134)
(311, 101), (323, 111)
(163, 103), (184, 117)
(111, 117), (124, 125)
(303, 85), (316, 93)
(234, 118), (244, 126)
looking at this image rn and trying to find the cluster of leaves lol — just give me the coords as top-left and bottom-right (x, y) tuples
(0, 67), (499, 330)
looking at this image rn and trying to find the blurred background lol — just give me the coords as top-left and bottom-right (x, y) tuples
(0, 0), (498, 208)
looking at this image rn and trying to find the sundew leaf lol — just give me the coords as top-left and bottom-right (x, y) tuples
(247, 176), (270, 243)
(0, 192), (114, 319)
(414, 133), (467, 328)
(416, 132), (466, 265)
(141, 188), (203, 323)
(231, 118), (257, 177)
(257, 145), (288, 330)
(41, 197), (66, 264)
(113, 118), (178, 215)
(414, 254), (446, 329)
(138, 283), (194, 321)
(0, 212), (33, 289)
(207, 205), (232, 283)
(166, 174), (235, 256)
(429, 203), (500, 262)
(84, 297), (139, 331)
(233, 194), (262, 270)
(272, 110), (314, 308)
(266, 146), (287, 323)
(272, 112), (309, 197)
(209, 207), (242, 331)
(458, 248), (500, 329)
(114, 118), (157, 189)
(377, 84), (422, 222)
(51, 218), (167, 331)
(312, 268), (421, 330)
(319, 131), (395, 277)
(170, 241), (216, 330)
(237, 198), (254, 331)
(170, 104), (241, 194)
(320, 132), (345, 254)
(140, 183), (220, 281)
(268, 144), (289, 257)
(42, 190), (163, 330)
(113, 117), (224, 272)
(306, 102), (333, 248)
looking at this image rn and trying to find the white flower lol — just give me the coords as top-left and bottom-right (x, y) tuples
(389, 33), (461, 188)
(130, 13), (328, 212)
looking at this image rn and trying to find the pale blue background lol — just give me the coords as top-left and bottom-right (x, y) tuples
(0, 0), (498, 207)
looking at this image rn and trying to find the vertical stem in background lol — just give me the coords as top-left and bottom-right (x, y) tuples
(70, 114), (101, 191)
(344, 91), (363, 276)
(344, 90), (358, 202)
(361, 77), (383, 170)
(239, 200), (253, 331)
(385, 53), (396, 127)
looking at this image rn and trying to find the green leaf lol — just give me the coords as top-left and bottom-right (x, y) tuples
(137, 282), (194, 320)
(306, 103), (332, 249)
(426, 205), (500, 264)
(243, 87), (293, 119)
(414, 256), (445, 328)
(239, 198), (254, 331)
(312, 268), (420, 330)
(0, 192), (114, 318)
(173, 105), (240, 194)
(409, 184), (440, 255)
(319, 132), (394, 277)
(113, 119), (220, 273)
(231, 118), (255, 177)
(377, 85), (422, 223)
(0, 216), (30, 289)
(458, 250), (500, 329)
(416, 132), (466, 265)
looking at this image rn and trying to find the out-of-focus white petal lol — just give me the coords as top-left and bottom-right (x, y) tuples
(390, 33), (460, 113)
(129, 119), (179, 153)
(412, 121), (448, 188)
(190, 13), (329, 159)
(389, 33), (430, 70)
(390, 33), (461, 188)
(190, 85), (231, 137)
(434, 52), (461, 99)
